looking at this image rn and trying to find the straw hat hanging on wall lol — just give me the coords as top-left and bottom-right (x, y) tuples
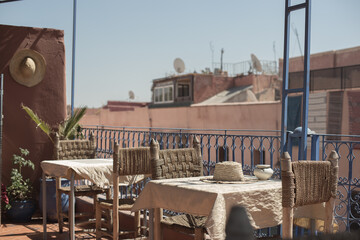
(9, 49), (46, 87)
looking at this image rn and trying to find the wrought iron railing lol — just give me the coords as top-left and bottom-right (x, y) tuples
(82, 125), (360, 234)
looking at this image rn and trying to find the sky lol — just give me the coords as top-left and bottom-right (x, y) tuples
(0, 0), (359, 108)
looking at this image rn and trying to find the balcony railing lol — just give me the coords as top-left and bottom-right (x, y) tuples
(82, 125), (360, 234)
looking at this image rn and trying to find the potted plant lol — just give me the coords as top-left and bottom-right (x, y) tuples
(21, 104), (87, 141)
(6, 148), (36, 222)
(22, 104), (87, 220)
(1, 183), (9, 219)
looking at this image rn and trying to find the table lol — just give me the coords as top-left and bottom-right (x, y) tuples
(41, 158), (145, 240)
(132, 176), (282, 240)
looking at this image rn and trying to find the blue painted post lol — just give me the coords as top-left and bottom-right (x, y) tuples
(0, 74), (3, 225)
(224, 130), (227, 162)
(299, 0), (311, 160)
(71, 0), (77, 116)
(241, 137), (245, 167)
(280, 0), (291, 155)
(287, 133), (293, 159)
(281, 0), (311, 161)
(310, 134), (319, 160)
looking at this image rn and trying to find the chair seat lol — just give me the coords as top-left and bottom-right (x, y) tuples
(162, 214), (207, 229)
(98, 198), (136, 210)
(58, 184), (108, 195)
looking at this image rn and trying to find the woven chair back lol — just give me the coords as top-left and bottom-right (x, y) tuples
(150, 137), (203, 180)
(53, 134), (96, 160)
(281, 151), (339, 208)
(113, 144), (151, 176)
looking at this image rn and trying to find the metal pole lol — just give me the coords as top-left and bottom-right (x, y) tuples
(71, 0), (77, 116)
(69, 171), (75, 240)
(42, 172), (47, 239)
(220, 48), (224, 72)
(280, 0), (291, 154)
(299, 0), (311, 160)
(0, 74), (3, 225)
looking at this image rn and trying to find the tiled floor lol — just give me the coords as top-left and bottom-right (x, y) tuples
(0, 218), (96, 240)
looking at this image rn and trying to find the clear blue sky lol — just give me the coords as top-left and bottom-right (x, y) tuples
(1, 0), (359, 107)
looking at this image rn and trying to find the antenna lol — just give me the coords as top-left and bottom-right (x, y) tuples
(220, 48), (224, 72)
(209, 42), (214, 71)
(173, 58), (185, 74)
(251, 54), (263, 73)
(273, 41), (277, 73)
(128, 90), (135, 100)
(291, 23), (304, 63)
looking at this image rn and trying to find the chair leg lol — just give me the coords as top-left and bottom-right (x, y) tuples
(55, 178), (63, 233)
(325, 198), (335, 233)
(92, 193), (98, 219)
(282, 206), (293, 239)
(95, 201), (102, 240)
(134, 210), (140, 237)
(194, 228), (205, 240)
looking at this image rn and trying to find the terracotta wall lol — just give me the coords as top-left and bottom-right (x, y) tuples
(81, 102), (281, 131)
(193, 75), (234, 103)
(278, 46), (360, 77)
(193, 74), (277, 104)
(0, 25), (66, 190)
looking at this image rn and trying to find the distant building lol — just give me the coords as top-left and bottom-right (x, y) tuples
(83, 45), (360, 139)
(102, 101), (148, 112)
(279, 45), (360, 136)
(149, 72), (280, 108)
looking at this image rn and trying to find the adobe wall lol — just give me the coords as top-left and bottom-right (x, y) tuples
(237, 75), (277, 94)
(82, 102), (281, 132)
(193, 75), (234, 103)
(278, 46), (360, 77)
(82, 102), (282, 168)
(193, 74), (277, 104)
(0, 25), (66, 190)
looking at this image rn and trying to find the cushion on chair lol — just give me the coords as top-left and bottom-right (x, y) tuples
(59, 184), (105, 192)
(162, 214), (207, 229)
(98, 198), (136, 210)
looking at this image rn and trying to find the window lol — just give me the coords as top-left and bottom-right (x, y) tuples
(344, 65), (360, 89)
(154, 88), (163, 102)
(177, 83), (190, 97)
(164, 86), (173, 102)
(312, 68), (341, 90)
(154, 86), (173, 103)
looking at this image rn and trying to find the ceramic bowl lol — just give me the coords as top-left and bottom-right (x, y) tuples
(253, 164), (274, 180)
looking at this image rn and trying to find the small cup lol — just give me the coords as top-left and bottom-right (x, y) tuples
(253, 164), (274, 180)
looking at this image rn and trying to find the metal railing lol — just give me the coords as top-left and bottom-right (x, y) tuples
(82, 125), (360, 234)
(213, 60), (277, 76)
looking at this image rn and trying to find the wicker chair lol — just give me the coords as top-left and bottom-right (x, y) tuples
(95, 145), (151, 240)
(150, 137), (207, 240)
(53, 133), (110, 233)
(281, 151), (339, 239)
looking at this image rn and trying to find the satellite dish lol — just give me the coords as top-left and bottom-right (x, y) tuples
(173, 58), (185, 73)
(251, 54), (263, 73)
(128, 90), (135, 100)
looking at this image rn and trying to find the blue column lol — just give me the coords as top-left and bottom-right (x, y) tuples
(71, 0), (77, 116)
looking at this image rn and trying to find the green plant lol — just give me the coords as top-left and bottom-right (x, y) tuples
(22, 104), (87, 141)
(6, 148), (35, 208)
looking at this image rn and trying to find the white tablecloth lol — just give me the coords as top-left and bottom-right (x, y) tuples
(41, 158), (146, 187)
(132, 176), (282, 240)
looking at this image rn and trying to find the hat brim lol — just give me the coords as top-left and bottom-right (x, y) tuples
(200, 176), (261, 184)
(9, 49), (46, 87)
